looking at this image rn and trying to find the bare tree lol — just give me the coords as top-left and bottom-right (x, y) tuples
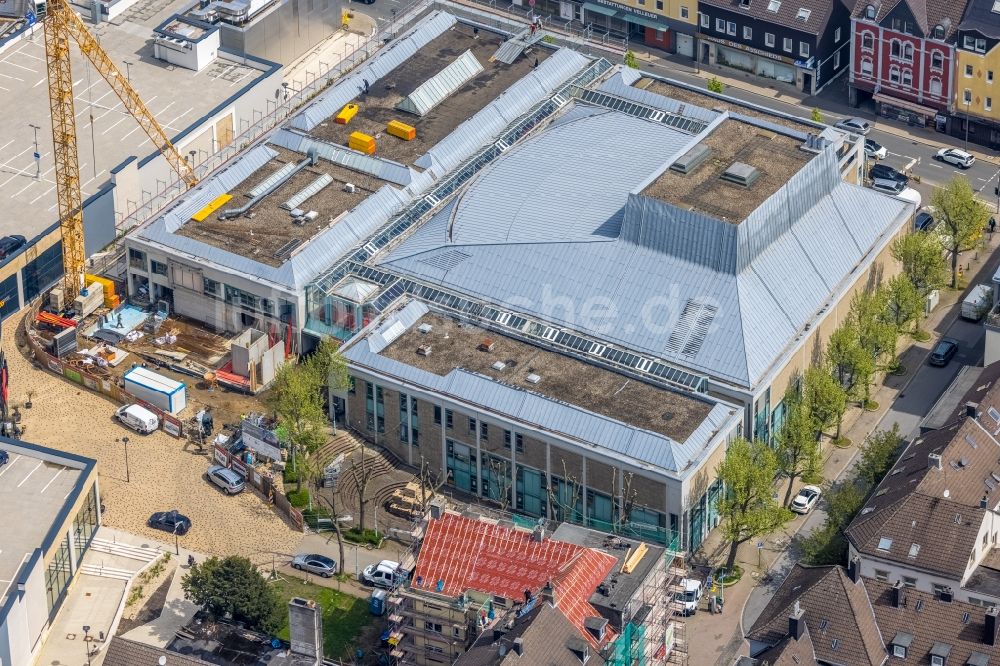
(348, 445), (377, 532)
(485, 456), (513, 512)
(418, 456), (446, 512)
(313, 481), (347, 575)
(547, 461), (582, 523)
(611, 469), (637, 533)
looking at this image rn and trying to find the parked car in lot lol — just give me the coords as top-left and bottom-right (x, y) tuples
(869, 163), (908, 184)
(791, 485), (822, 514)
(116, 403), (159, 434)
(835, 117), (871, 135)
(205, 465), (245, 495)
(929, 338), (960, 367)
(0, 235), (26, 260)
(675, 578), (704, 616)
(292, 553), (337, 577)
(915, 211), (936, 232)
(148, 510), (191, 535)
(870, 178), (922, 209)
(864, 138), (887, 160)
(362, 560), (406, 588)
(0, 450), (8, 466)
(935, 147), (975, 169)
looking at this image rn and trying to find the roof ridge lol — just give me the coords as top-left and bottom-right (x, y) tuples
(749, 565), (839, 637)
(836, 570), (887, 666)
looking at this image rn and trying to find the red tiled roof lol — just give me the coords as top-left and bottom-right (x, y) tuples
(414, 513), (618, 648)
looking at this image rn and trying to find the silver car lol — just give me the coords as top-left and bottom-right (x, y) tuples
(292, 553), (337, 577)
(205, 465), (245, 495)
(834, 117), (871, 135)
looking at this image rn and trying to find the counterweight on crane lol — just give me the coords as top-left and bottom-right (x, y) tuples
(43, 0), (198, 302)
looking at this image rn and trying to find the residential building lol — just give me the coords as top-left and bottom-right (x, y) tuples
(387, 510), (685, 665)
(747, 561), (1000, 665)
(339, 302), (742, 552)
(845, 361), (1000, 607)
(849, 0), (969, 129)
(951, 0), (1000, 149)
(696, 0), (852, 94)
(0, 439), (100, 666)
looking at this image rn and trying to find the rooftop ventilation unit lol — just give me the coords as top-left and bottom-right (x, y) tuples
(417, 344), (432, 356)
(525, 373), (541, 384)
(418, 323), (433, 334)
(492, 361), (506, 371)
(720, 162), (761, 188)
(669, 144), (712, 175)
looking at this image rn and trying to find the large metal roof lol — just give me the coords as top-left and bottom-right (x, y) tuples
(378, 108), (913, 391)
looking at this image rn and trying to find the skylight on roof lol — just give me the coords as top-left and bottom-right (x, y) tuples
(768, 0), (781, 11)
(877, 537), (893, 551)
(796, 7), (811, 20)
(908, 543), (920, 558)
(993, 0), (1000, 14)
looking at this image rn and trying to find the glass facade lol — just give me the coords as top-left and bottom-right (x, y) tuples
(45, 535), (72, 616)
(446, 440), (477, 493)
(550, 475), (582, 523)
(587, 489), (615, 533)
(23, 241), (63, 302)
(482, 454), (511, 506)
(72, 485), (99, 565)
(516, 465), (546, 517)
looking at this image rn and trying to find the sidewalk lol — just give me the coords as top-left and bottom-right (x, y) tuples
(685, 231), (1000, 666)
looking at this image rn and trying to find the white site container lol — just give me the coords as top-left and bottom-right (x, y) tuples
(123, 366), (187, 414)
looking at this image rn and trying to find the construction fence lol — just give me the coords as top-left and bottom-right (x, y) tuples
(213, 441), (305, 532)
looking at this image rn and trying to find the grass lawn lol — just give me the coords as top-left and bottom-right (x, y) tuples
(272, 576), (372, 659)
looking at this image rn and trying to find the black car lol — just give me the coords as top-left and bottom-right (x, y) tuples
(929, 338), (959, 367)
(915, 211), (936, 232)
(0, 235), (26, 260)
(0, 450), (8, 466)
(869, 164), (908, 185)
(148, 510), (191, 535)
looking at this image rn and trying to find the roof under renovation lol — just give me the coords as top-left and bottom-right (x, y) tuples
(412, 512), (618, 649)
(342, 300), (740, 475)
(377, 76), (912, 390)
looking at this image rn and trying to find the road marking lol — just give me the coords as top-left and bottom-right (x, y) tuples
(2, 59), (35, 73)
(0, 455), (20, 479)
(32, 77), (46, 88)
(903, 158), (917, 171)
(102, 116), (129, 135)
(17, 461), (42, 488)
(929, 163), (943, 169)
(41, 469), (65, 494)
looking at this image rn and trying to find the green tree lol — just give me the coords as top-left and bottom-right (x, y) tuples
(181, 556), (283, 634)
(797, 481), (865, 565)
(624, 50), (638, 69)
(715, 438), (793, 572)
(268, 361), (328, 492)
(707, 76), (725, 93)
(933, 176), (990, 288)
(856, 424), (902, 487)
(849, 287), (899, 405)
(810, 107), (824, 123)
(801, 365), (846, 441)
(885, 273), (923, 333)
(826, 320), (875, 407)
(775, 389), (821, 505)
(891, 230), (948, 297)
(308, 336), (352, 433)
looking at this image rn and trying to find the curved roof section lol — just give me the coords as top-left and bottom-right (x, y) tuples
(380, 112), (913, 390)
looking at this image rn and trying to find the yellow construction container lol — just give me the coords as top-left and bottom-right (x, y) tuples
(85, 273), (119, 307)
(335, 103), (359, 125)
(348, 132), (376, 155)
(386, 120), (416, 141)
(191, 193), (233, 222)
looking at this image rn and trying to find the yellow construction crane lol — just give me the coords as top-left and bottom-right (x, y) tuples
(43, 0), (198, 302)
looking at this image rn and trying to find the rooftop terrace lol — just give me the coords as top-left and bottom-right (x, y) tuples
(307, 23), (550, 167)
(175, 145), (386, 266)
(641, 118), (812, 223)
(378, 312), (713, 442)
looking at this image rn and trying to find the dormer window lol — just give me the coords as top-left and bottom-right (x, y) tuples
(767, 0), (780, 11)
(934, 24), (944, 39)
(891, 632), (914, 658)
(865, 4), (876, 19)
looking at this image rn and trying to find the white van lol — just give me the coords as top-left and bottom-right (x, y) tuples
(116, 403), (159, 434)
(962, 284), (994, 321)
(675, 578), (703, 616)
(362, 560), (405, 589)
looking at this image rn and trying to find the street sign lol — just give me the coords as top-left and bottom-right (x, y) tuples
(757, 541), (764, 550)
(528, 0), (535, 5)
(33, 152), (40, 160)
(26, 10), (36, 25)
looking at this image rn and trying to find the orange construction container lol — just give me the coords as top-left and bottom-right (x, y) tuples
(386, 120), (416, 141)
(108, 294), (121, 309)
(335, 103), (359, 125)
(348, 131), (376, 155)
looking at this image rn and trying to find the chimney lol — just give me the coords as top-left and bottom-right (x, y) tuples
(847, 557), (861, 584)
(986, 607), (1000, 646)
(983, 496), (990, 509)
(967, 402), (981, 419)
(541, 580), (557, 607)
(532, 525), (545, 542)
(892, 580), (906, 608)
(789, 601), (806, 641)
(928, 453), (943, 470)
(940, 586), (954, 603)
(512, 637), (525, 656)
(288, 597), (323, 664)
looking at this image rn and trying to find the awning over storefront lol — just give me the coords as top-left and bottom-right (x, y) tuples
(582, 2), (618, 16)
(873, 93), (940, 117)
(625, 13), (669, 29)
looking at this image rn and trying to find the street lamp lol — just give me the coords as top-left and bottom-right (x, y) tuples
(28, 123), (40, 179)
(117, 436), (130, 483)
(82, 625), (93, 666)
(123, 60), (133, 84)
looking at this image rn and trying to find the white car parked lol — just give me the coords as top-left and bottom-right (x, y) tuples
(791, 485), (822, 514)
(864, 138), (887, 160)
(935, 147), (975, 169)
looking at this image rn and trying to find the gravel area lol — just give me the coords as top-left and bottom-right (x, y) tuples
(5, 309), (305, 564)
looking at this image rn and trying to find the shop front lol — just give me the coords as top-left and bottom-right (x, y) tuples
(701, 34), (805, 91)
(873, 92), (941, 129)
(581, 0), (683, 51)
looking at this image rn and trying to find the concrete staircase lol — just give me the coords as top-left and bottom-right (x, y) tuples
(89, 537), (162, 565)
(317, 430), (361, 466)
(78, 562), (135, 581)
